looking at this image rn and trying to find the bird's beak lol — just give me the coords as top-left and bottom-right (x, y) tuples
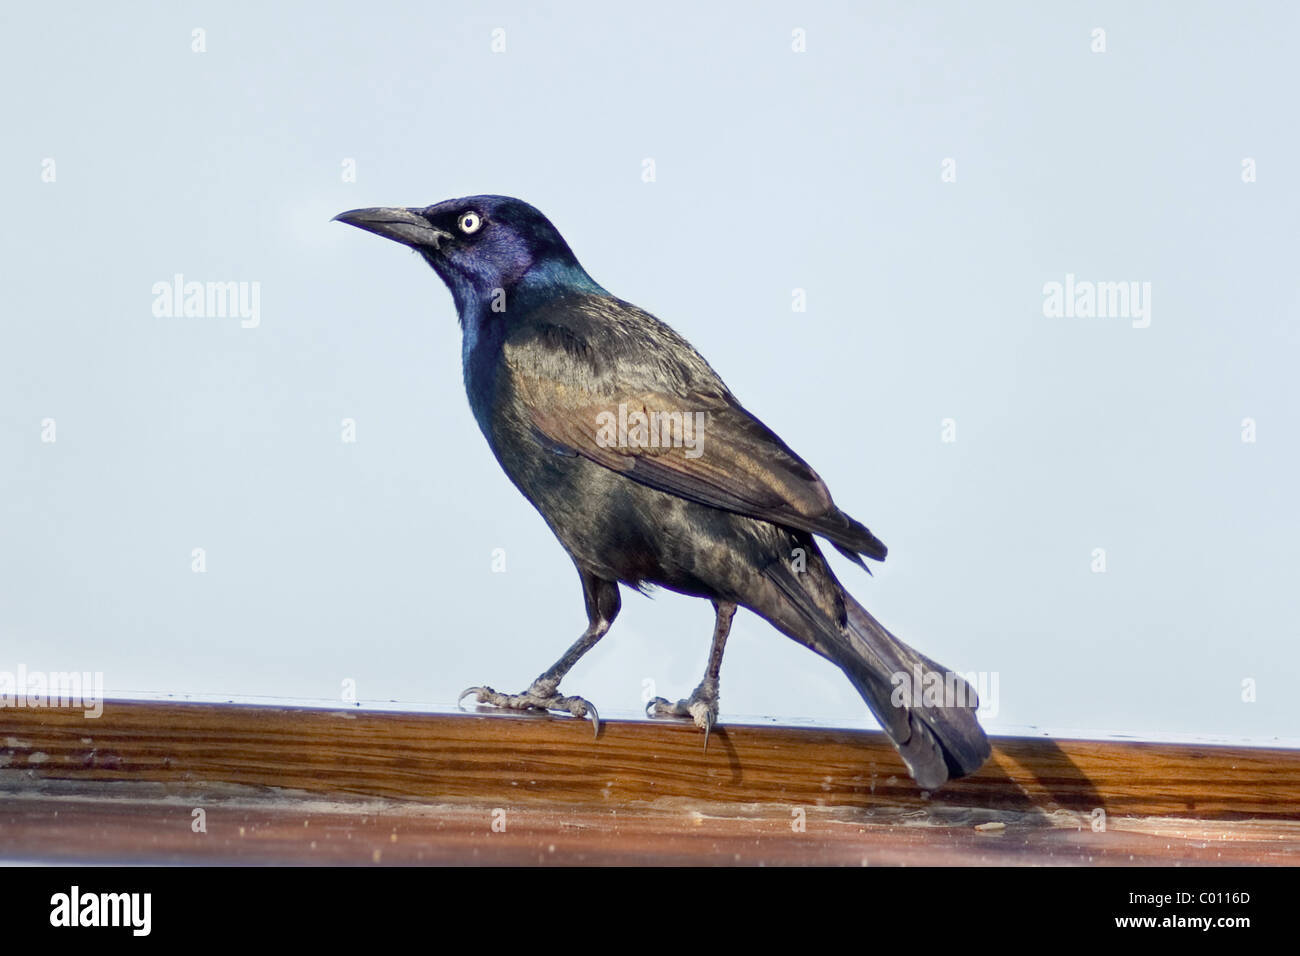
(332, 207), (453, 249)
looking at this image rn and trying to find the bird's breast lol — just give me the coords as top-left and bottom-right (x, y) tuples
(459, 313), (509, 442)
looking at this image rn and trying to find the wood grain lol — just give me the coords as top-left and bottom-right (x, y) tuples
(3, 699), (1298, 815)
(2, 700), (1297, 864)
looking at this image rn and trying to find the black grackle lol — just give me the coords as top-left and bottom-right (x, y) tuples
(334, 196), (990, 789)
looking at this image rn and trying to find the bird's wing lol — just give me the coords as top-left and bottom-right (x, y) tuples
(503, 302), (887, 561)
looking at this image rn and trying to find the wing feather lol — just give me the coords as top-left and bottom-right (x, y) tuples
(503, 298), (887, 561)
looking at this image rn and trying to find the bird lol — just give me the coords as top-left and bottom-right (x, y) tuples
(334, 195), (991, 790)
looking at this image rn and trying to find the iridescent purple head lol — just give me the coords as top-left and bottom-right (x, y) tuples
(335, 195), (600, 316)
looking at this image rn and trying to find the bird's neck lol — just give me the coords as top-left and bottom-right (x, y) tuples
(456, 259), (605, 442)
(512, 258), (605, 310)
(457, 258), (603, 355)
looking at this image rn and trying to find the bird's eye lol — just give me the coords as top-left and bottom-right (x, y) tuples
(458, 212), (483, 234)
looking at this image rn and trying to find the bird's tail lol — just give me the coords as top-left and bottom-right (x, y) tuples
(837, 591), (991, 789)
(762, 560), (990, 790)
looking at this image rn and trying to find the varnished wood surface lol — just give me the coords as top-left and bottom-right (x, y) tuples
(1, 700), (1297, 864)
(3, 780), (1297, 865)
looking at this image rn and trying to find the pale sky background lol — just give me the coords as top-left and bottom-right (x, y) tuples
(2, 1), (1297, 743)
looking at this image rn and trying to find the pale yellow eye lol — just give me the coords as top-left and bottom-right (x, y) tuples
(458, 211), (482, 234)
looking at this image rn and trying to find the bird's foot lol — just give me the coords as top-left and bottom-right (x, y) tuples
(458, 681), (600, 737)
(646, 683), (719, 752)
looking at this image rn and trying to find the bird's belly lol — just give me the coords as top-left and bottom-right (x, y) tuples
(490, 427), (756, 597)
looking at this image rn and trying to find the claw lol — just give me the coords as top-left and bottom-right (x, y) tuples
(457, 684), (600, 738)
(648, 689), (718, 754)
(694, 704), (715, 755)
(457, 686), (490, 708)
(559, 693), (600, 737)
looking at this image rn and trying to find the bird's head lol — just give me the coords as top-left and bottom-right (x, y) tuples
(334, 195), (598, 315)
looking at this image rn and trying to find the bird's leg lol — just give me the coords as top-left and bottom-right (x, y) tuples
(647, 600), (736, 751)
(459, 572), (619, 737)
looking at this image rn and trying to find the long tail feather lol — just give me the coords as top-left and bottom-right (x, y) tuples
(762, 559), (990, 789)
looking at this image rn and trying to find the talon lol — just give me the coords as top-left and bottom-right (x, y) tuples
(648, 686), (719, 752)
(455, 682), (601, 736)
(563, 696), (600, 737)
(457, 686), (490, 708)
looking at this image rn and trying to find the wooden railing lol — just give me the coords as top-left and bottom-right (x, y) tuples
(1, 700), (1297, 865)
